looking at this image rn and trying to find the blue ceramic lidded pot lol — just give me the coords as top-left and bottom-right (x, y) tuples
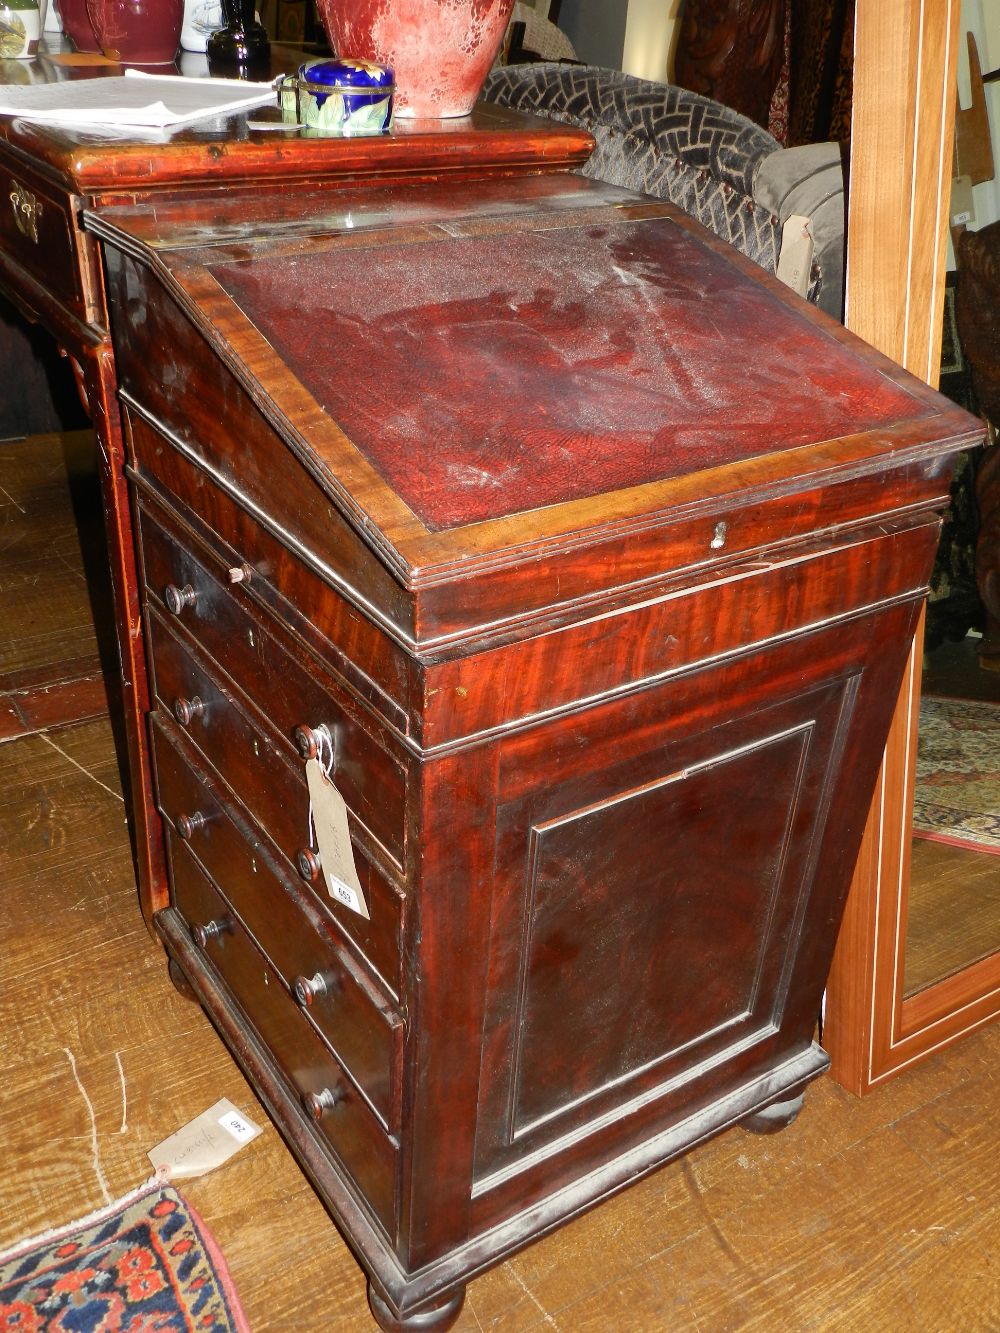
(281, 57), (393, 135)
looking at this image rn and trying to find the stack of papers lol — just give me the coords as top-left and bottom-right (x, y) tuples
(0, 70), (278, 128)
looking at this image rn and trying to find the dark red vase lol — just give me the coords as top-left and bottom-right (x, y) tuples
(58, 0), (101, 52)
(86, 0), (183, 63)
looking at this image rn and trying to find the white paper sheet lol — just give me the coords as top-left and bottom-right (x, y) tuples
(0, 69), (277, 127)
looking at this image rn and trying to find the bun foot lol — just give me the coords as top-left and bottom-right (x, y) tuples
(167, 957), (198, 1002)
(368, 1284), (465, 1332)
(742, 1091), (805, 1135)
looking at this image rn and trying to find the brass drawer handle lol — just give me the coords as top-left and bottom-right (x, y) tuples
(173, 695), (205, 727)
(164, 582), (197, 615)
(294, 970), (340, 1008)
(9, 181), (42, 245)
(302, 1083), (345, 1120)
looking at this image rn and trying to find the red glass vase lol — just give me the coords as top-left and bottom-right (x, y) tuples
(315, 0), (516, 118)
(58, 0), (101, 52)
(86, 0), (183, 63)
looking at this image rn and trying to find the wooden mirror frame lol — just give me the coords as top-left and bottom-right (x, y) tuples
(822, 0), (1000, 1094)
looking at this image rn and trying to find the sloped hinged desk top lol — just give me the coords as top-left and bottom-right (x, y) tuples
(88, 171), (981, 661)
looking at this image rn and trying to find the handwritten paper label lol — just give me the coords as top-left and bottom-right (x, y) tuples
(305, 757), (370, 919)
(147, 1098), (261, 1181)
(776, 213), (814, 298)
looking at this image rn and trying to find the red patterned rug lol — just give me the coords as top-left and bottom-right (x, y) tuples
(913, 695), (1000, 855)
(0, 1181), (249, 1332)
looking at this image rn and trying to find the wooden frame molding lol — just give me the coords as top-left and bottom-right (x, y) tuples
(823, 0), (1000, 1093)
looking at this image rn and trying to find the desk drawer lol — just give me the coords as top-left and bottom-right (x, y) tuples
(152, 714), (405, 1100)
(137, 495), (407, 867)
(170, 834), (398, 1232)
(127, 412), (412, 731)
(1, 160), (95, 322)
(147, 612), (405, 987)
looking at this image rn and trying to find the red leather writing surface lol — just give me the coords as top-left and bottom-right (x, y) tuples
(212, 218), (925, 531)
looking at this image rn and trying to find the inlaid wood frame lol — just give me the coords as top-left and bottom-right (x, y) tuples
(822, 0), (1000, 1093)
(89, 182), (975, 651)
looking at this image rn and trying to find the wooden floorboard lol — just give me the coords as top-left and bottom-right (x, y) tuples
(0, 431), (111, 738)
(4, 717), (999, 1333)
(3, 432), (1000, 1329)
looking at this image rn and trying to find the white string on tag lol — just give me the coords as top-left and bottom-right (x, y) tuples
(306, 724), (336, 851)
(318, 726), (335, 779)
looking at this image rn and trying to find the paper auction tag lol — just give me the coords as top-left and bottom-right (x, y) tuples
(147, 1099), (261, 1182)
(951, 173), (975, 229)
(777, 213), (814, 298)
(305, 757), (370, 919)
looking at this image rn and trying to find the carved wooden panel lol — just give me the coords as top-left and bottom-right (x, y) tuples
(674, 0), (787, 128)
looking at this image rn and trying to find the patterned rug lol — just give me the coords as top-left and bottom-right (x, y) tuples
(913, 696), (1000, 855)
(0, 1180), (249, 1332)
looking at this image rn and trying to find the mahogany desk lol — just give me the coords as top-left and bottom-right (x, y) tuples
(0, 51), (591, 925)
(80, 162), (980, 1331)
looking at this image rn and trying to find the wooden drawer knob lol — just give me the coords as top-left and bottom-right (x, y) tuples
(296, 847), (321, 882)
(164, 582), (197, 615)
(294, 970), (339, 1007)
(303, 1083), (344, 1120)
(294, 722), (333, 760)
(176, 810), (207, 840)
(190, 916), (231, 949)
(173, 695), (205, 727)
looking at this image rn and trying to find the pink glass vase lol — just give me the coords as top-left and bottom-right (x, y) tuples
(58, 0), (101, 52)
(315, 0), (516, 119)
(86, 0), (183, 63)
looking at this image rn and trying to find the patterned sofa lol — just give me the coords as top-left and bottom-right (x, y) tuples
(483, 63), (846, 320)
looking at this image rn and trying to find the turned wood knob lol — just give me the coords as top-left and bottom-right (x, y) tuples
(294, 970), (339, 1007)
(191, 917), (230, 949)
(173, 695), (205, 726)
(296, 847), (321, 882)
(164, 582), (197, 615)
(294, 722), (333, 761)
(176, 810), (207, 840)
(302, 1083), (344, 1120)
(294, 725), (320, 760)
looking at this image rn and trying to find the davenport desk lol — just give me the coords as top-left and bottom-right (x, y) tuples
(1, 59), (983, 1332)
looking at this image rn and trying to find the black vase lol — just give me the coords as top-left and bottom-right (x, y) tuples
(206, 0), (270, 77)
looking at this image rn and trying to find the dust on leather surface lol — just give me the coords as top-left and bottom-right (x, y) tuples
(211, 215), (926, 531)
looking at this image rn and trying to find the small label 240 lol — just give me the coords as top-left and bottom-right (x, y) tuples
(217, 1109), (257, 1144)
